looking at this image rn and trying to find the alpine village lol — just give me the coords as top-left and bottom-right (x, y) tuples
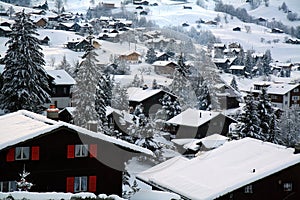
(0, 0), (300, 199)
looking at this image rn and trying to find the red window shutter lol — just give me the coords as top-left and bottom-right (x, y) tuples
(6, 148), (15, 162)
(66, 177), (74, 193)
(89, 144), (97, 158)
(89, 176), (97, 192)
(31, 146), (40, 160)
(67, 145), (75, 158)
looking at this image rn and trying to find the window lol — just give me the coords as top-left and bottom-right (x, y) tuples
(63, 87), (67, 94)
(283, 182), (292, 191)
(244, 185), (253, 193)
(74, 176), (87, 192)
(271, 95), (278, 100)
(0, 181), (17, 192)
(52, 87), (56, 94)
(15, 147), (30, 160)
(292, 96), (300, 101)
(75, 144), (88, 157)
(294, 88), (299, 92)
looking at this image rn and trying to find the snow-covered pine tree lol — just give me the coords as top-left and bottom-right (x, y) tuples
(257, 88), (276, 142)
(131, 74), (141, 87)
(238, 93), (263, 140)
(111, 82), (129, 111)
(95, 72), (113, 132)
(276, 106), (300, 147)
(0, 10), (51, 113)
(159, 94), (181, 120)
(73, 49), (100, 128)
(244, 50), (255, 78)
(17, 167), (33, 191)
(176, 53), (189, 77)
(145, 47), (157, 64)
(262, 49), (272, 76)
(56, 55), (73, 76)
(230, 76), (239, 91)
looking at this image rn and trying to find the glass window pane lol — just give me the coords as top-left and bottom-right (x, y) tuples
(74, 177), (80, 192)
(81, 176), (87, 191)
(23, 147), (30, 159)
(15, 147), (22, 160)
(75, 145), (81, 157)
(82, 145), (88, 157)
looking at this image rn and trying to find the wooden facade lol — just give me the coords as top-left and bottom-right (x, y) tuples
(0, 111), (151, 195)
(217, 163), (300, 200)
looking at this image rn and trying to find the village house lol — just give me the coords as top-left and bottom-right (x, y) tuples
(65, 39), (92, 52)
(270, 62), (294, 77)
(215, 83), (242, 109)
(229, 65), (245, 76)
(246, 82), (300, 110)
(166, 108), (236, 139)
(152, 61), (178, 76)
(46, 70), (76, 109)
(0, 110), (152, 195)
(212, 58), (232, 71)
(127, 87), (177, 117)
(137, 137), (300, 200)
(119, 51), (141, 63)
(0, 26), (12, 37)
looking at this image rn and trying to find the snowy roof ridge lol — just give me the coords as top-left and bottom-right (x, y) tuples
(138, 138), (300, 200)
(127, 87), (163, 102)
(47, 69), (76, 85)
(0, 110), (152, 156)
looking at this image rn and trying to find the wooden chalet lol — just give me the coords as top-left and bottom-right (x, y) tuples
(155, 52), (171, 61)
(65, 39), (92, 52)
(215, 83), (241, 109)
(39, 36), (50, 45)
(138, 137), (300, 200)
(0, 26), (12, 37)
(127, 87), (177, 117)
(229, 65), (245, 75)
(232, 27), (241, 31)
(46, 70), (76, 109)
(34, 18), (47, 28)
(0, 110), (152, 195)
(119, 51), (141, 63)
(166, 108), (236, 139)
(152, 61), (178, 76)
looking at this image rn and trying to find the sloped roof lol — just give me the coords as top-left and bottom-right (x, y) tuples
(0, 110), (152, 155)
(138, 138), (300, 200)
(47, 70), (76, 85)
(127, 87), (164, 102)
(167, 108), (220, 127)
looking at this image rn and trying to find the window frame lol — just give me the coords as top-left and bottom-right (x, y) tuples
(244, 184), (253, 194)
(74, 176), (87, 192)
(0, 181), (17, 192)
(283, 182), (292, 192)
(15, 147), (30, 160)
(75, 144), (89, 157)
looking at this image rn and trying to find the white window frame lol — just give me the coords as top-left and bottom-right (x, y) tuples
(283, 182), (292, 191)
(74, 176), (87, 192)
(15, 147), (30, 160)
(244, 184), (253, 194)
(294, 88), (299, 92)
(0, 181), (17, 192)
(75, 144), (88, 157)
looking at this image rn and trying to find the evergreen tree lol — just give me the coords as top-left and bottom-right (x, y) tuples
(56, 54), (72, 75)
(73, 49), (100, 128)
(159, 94), (181, 121)
(0, 10), (51, 113)
(262, 49), (272, 76)
(145, 48), (157, 64)
(244, 50), (255, 77)
(238, 93), (262, 139)
(152, 79), (159, 89)
(276, 106), (300, 147)
(111, 82), (129, 111)
(257, 87), (275, 141)
(230, 76), (239, 91)
(131, 74), (142, 87)
(176, 53), (188, 77)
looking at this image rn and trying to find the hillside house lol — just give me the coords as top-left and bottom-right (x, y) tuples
(166, 108), (236, 139)
(271, 62), (293, 77)
(127, 87), (177, 117)
(47, 70), (76, 109)
(229, 65), (245, 75)
(215, 83), (241, 109)
(271, 28), (283, 33)
(245, 82), (300, 110)
(0, 110), (152, 195)
(34, 17), (47, 28)
(39, 36), (50, 45)
(153, 61), (178, 76)
(232, 27), (241, 31)
(155, 52), (171, 61)
(0, 26), (12, 37)
(213, 58), (231, 71)
(119, 51), (141, 63)
(65, 39), (92, 52)
(137, 137), (300, 200)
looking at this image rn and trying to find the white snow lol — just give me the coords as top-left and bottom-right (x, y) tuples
(137, 137), (300, 200)
(127, 87), (163, 102)
(167, 108), (220, 127)
(47, 69), (76, 85)
(131, 190), (181, 200)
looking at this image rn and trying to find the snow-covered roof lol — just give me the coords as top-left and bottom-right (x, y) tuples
(106, 106), (135, 124)
(47, 70), (76, 85)
(138, 138), (300, 200)
(0, 110), (152, 155)
(131, 190), (181, 200)
(127, 87), (163, 102)
(152, 61), (177, 67)
(266, 83), (299, 95)
(0, 26), (12, 31)
(167, 108), (220, 127)
(229, 65), (245, 70)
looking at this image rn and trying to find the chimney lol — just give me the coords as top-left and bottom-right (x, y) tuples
(294, 142), (300, 154)
(47, 104), (59, 120)
(87, 121), (98, 132)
